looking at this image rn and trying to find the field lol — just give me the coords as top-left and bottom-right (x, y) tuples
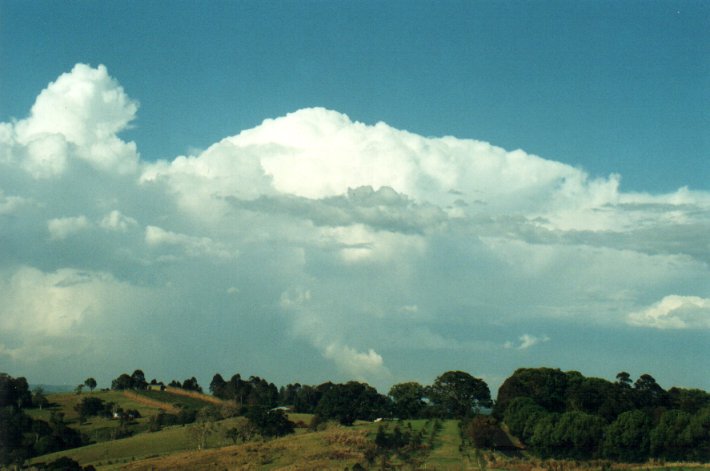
(25, 392), (710, 470)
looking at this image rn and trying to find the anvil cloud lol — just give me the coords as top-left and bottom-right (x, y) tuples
(1, 65), (708, 391)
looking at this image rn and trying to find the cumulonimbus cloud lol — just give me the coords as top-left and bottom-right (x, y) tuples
(1, 63), (708, 387)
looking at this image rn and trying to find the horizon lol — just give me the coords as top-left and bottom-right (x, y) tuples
(1, 1), (708, 396)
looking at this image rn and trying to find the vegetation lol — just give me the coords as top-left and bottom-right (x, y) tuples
(498, 367), (710, 462)
(2, 365), (709, 469)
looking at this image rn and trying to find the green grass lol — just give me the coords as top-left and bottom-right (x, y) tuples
(24, 390), (177, 444)
(30, 417), (245, 469)
(425, 419), (467, 467)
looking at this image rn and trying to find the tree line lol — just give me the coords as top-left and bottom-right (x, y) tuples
(209, 370), (491, 425)
(3, 366), (710, 467)
(495, 368), (710, 462)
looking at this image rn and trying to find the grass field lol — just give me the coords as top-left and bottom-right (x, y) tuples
(25, 397), (710, 470)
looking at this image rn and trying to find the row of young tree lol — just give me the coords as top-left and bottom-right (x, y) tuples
(496, 368), (710, 462)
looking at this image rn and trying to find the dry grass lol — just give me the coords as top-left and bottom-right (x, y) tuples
(164, 386), (227, 406)
(121, 390), (180, 414)
(118, 425), (372, 470)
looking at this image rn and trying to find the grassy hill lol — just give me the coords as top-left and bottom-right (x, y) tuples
(25, 394), (710, 470)
(31, 413), (533, 470)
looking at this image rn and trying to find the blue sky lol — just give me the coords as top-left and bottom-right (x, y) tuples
(3, 0), (707, 191)
(0, 1), (708, 394)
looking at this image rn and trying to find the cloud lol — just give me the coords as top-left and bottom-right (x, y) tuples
(323, 343), (390, 381)
(504, 334), (550, 350)
(628, 295), (710, 329)
(0, 265), (147, 338)
(145, 225), (236, 260)
(11, 63), (139, 177)
(1, 63), (709, 389)
(48, 215), (91, 240)
(100, 210), (137, 232)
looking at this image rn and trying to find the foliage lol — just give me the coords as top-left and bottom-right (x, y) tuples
(0, 373), (33, 408)
(428, 371), (491, 418)
(602, 409), (652, 462)
(246, 407), (295, 438)
(315, 381), (389, 425)
(462, 414), (499, 449)
(495, 367), (570, 417)
(181, 377), (202, 393)
(388, 382), (427, 419)
(0, 373), (86, 466)
(84, 378), (97, 392)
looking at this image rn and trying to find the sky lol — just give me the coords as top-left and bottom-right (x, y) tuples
(0, 1), (708, 395)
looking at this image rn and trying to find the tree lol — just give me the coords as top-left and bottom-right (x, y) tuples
(188, 407), (218, 450)
(74, 384), (84, 395)
(494, 367), (569, 417)
(463, 415), (500, 449)
(428, 371), (491, 418)
(111, 373), (133, 390)
(247, 407), (295, 437)
(209, 373), (227, 398)
(130, 369), (148, 390)
(84, 377), (97, 392)
(650, 409), (692, 460)
(182, 377), (203, 393)
(503, 396), (547, 443)
(389, 382), (427, 419)
(0, 373), (32, 409)
(668, 387), (710, 413)
(551, 411), (606, 459)
(633, 373), (669, 410)
(315, 381), (389, 425)
(616, 371), (632, 388)
(33, 387), (48, 410)
(602, 409), (652, 462)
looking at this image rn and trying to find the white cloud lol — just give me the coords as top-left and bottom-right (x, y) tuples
(628, 295), (710, 329)
(9, 63), (139, 177)
(1, 64), (709, 388)
(48, 215), (91, 240)
(323, 343), (390, 381)
(145, 225), (236, 259)
(504, 334), (550, 350)
(0, 190), (28, 214)
(0, 266), (138, 337)
(100, 210), (137, 232)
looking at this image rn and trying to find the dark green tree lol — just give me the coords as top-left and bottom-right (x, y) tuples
(315, 381), (388, 425)
(463, 415), (500, 449)
(551, 411), (606, 459)
(494, 367), (569, 417)
(602, 409), (652, 462)
(650, 409), (692, 460)
(389, 382), (427, 419)
(182, 376), (202, 392)
(503, 396), (547, 443)
(209, 373), (227, 398)
(33, 386), (49, 410)
(246, 407), (295, 437)
(84, 377), (97, 392)
(634, 373), (668, 409)
(428, 371), (491, 418)
(130, 369), (148, 390)
(667, 387), (710, 413)
(111, 373), (133, 390)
